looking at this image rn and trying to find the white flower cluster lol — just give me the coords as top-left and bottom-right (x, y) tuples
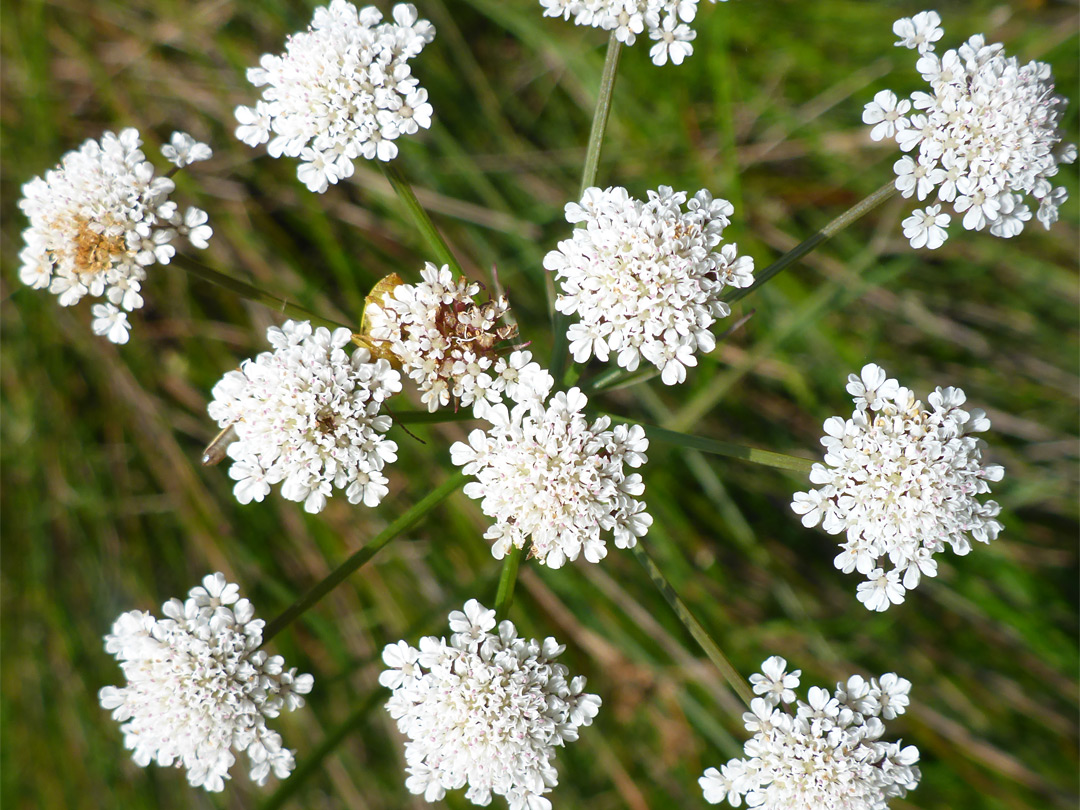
(365, 263), (550, 412)
(99, 573), (313, 792)
(791, 364), (1004, 612)
(235, 0), (435, 192)
(863, 10), (1076, 249)
(451, 387), (651, 567)
(700, 656), (921, 809)
(18, 128), (212, 344)
(208, 320), (401, 514)
(380, 599), (601, 810)
(545, 186), (753, 385)
(539, 0), (723, 66)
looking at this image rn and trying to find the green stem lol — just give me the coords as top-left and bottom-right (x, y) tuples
(380, 161), (463, 277)
(598, 414), (814, 474)
(551, 33), (623, 388)
(261, 472), (466, 643)
(629, 543), (753, 708)
(392, 409), (477, 424)
(726, 180), (897, 303)
(261, 692), (381, 810)
(493, 545), (523, 621)
(579, 33), (622, 197)
(175, 255), (350, 330)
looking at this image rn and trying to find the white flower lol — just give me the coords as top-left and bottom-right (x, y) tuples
(450, 387), (651, 567)
(99, 573), (314, 792)
(91, 302), (131, 344)
(892, 10), (942, 54)
(381, 599), (601, 810)
(700, 658), (921, 809)
(901, 205), (950, 249)
(791, 363), (1004, 611)
(545, 186), (753, 385)
(865, 11), (1075, 248)
(17, 128), (211, 343)
(207, 320), (401, 513)
(539, 0), (722, 65)
(365, 264), (550, 412)
(161, 131), (213, 168)
(863, 90), (911, 142)
(234, 1), (435, 189)
(749, 655), (801, 705)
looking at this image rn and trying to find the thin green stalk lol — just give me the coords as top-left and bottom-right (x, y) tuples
(261, 692), (381, 810)
(551, 33), (623, 387)
(392, 409), (477, 424)
(380, 161), (463, 276)
(726, 180), (897, 303)
(600, 414), (814, 474)
(629, 543), (753, 708)
(493, 545), (523, 621)
(579, 33), (622, 197)
(174, 254), (350, 330)
(261, 471), (466, 643)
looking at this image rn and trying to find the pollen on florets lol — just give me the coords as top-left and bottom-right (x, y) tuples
(18, 128), (212, 344)
(364, 263), (550, 412)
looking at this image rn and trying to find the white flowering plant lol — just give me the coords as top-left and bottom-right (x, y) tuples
(6, 3), (1076, 810)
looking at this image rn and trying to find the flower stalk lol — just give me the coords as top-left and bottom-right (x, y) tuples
(493, 545), (523, 621)
(629, 543), (754, 707)
(727, 180), (898, 303)
(550, 32), (623, 387)
(600, 415), (815, 474)
(380, 161), (464, 277)
(262, 471), (466, 643)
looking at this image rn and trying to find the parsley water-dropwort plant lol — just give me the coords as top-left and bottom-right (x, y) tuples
(3, 3), (1077, 810)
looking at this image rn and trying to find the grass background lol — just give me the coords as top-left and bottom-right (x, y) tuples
(1, 0), (1077, 808)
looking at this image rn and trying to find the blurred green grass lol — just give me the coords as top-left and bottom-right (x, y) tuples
(1, 1), (1077, 808)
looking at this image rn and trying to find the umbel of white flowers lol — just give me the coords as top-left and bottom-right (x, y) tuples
(863, 10), (1076, 250)
(700, 656), (921, 809)
(235, 0), (435, 192)
(208, 320), (402, 514)
(451, 386), (652, 568)
(17, 128), (212, 344)
(539, 0), (724, 66)
(791, 363), (1004, 612)
(364, 263), (551, 412)
(380, 599), (602, 810)
(545, 186), (754, 385)
(99, 573), (313, 792)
